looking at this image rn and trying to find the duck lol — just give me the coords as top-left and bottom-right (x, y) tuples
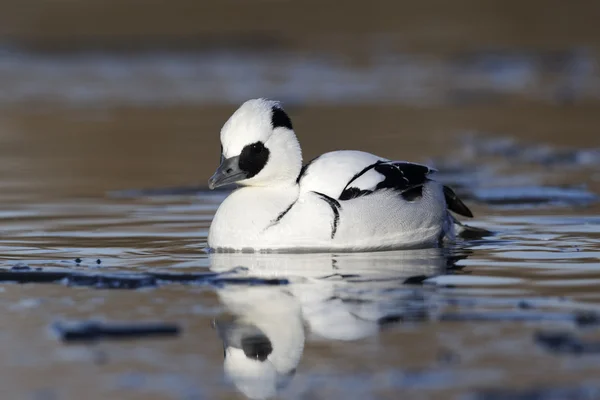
(207, 98), (473, 252)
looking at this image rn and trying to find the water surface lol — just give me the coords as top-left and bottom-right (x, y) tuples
(0, 37), (600, 399)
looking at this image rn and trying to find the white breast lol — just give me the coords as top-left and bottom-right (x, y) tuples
(209, 187), (340, 250)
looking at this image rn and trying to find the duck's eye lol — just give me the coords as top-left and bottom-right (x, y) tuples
(238, 141), (270, 179)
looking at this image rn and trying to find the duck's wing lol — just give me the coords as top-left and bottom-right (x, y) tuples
(339, 160), (473, 218)
(297, 151), (472, 218)
(339, 161), (433, 201)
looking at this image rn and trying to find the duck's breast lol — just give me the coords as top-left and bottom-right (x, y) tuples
(208, 186), (298, 250)
(208, 186), (334, 251)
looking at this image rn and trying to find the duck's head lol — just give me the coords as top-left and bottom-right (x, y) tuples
(208, 98), (302, 189)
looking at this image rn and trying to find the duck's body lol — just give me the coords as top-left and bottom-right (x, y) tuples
(207, 99), (472, 252)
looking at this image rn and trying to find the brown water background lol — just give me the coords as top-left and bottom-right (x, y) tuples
(1, 2), (600, 399)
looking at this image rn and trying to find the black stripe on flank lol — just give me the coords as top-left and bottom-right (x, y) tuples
(314, 191), (340, 239)
(296, 155), (321, 184)
(266, 201), (296, 229)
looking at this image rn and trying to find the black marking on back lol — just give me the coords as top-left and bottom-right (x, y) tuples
(238, 141), (270, 179)
(266, 201), (296, 229)
(339, 187), (373, 200)
(314, 191), (340, 239)
(241, 334), (273, 361)
(296, 155), (321, 184)
(343, 160), (385, 191)
(372, 163), (431, 191)
(443, 185), (473, 218)
(271, 106), (293, 130)
(340, 161), (432, 202)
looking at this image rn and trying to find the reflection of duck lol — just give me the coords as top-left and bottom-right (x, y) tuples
(211, 249), (468, 398)
(210, 248), (450, 280)
(214, 286), (304, 400)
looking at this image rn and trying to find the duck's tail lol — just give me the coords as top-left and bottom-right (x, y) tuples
(443, 186), (493, 240)
(443, 185), (473, 218)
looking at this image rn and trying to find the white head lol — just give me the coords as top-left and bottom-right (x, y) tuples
(208, 98), (302, 189)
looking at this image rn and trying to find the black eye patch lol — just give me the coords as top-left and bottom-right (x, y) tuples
(271, 106), (293, 130)
(239, 141), (270, 178)
(241, 334), (273, 362)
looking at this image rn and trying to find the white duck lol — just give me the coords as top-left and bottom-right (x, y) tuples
(207, 98), (473, 252)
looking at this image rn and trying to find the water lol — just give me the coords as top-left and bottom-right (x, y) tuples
(1, 36), (600, 400)
(0, 48), (597, 107)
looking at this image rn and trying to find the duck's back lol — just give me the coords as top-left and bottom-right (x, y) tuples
(297, 151), (384, 198)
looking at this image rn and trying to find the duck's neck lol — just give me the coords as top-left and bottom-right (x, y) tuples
(239, 180), (299, 190)
(246, 130), (302, 186)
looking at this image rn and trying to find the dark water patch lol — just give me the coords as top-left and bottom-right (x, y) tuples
(461, 134), (600, 167)
(10, 263), (33, 271)
(66, 273), (157, 289)
(535, 331), (600, 355)
(424, 295), (600, 318)
(0, 269), (160, 288)
(470, 186), (597, 207)
(0, 268), (288, 289)
(52, 320), (180, 343)
(0, 269), (75, 284)
(377, 308), (429, 325)
(439, 311), (600, 327)
(469, 384), (600, 400)
(432, 134), (600, 215)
